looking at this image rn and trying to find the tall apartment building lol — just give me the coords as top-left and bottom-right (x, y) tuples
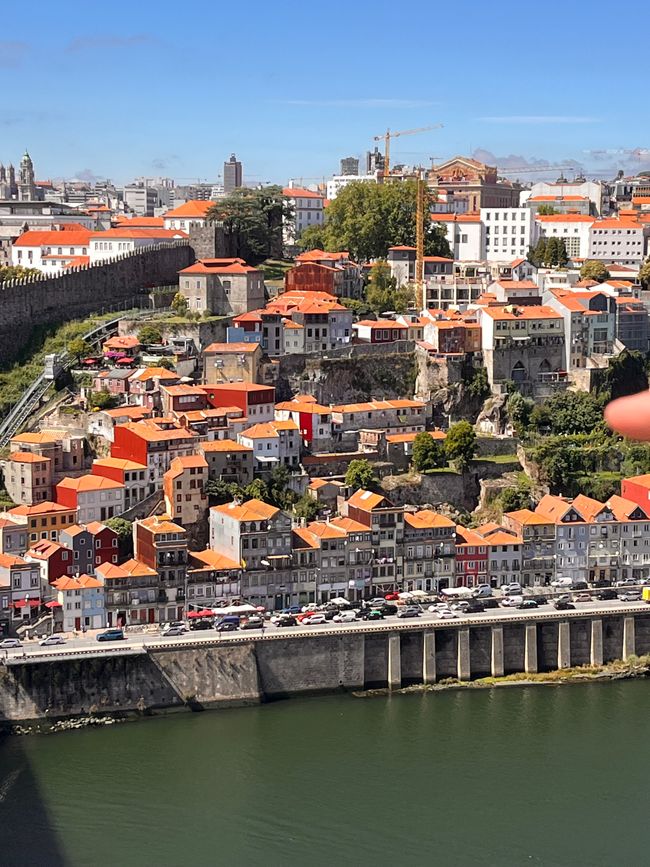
(223, 154), (242, 194)
(340, 156), (359, 175)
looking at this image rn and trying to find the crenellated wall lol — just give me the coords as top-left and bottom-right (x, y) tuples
(0, 242), (193, 365)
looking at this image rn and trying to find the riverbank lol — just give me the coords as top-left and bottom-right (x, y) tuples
(358, 654), (650, 699)
(4, 654), (650, 736)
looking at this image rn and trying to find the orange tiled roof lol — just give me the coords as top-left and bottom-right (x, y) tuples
(404, 510), (455, 530)
(211, 498), (279, 522)
(164, 200), (215, 218)
(188, 549), (241, 571)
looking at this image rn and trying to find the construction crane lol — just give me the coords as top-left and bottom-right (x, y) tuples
(374, 124), (443, 182)
(415, 173), (426, 311)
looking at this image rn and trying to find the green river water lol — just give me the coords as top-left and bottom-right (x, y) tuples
(0, 681), (647, 866)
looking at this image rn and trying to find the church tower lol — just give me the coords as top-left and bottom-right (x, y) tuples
(18, 150), (36, 201)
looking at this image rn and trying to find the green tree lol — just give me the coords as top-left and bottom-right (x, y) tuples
(444, 421), (477, 471)
(536, 205), (558, 216)
(293, 493), (318, 522)
(541, 390), (605, 436)
(468, 367), (490, 401)
(0, 265), (41, 283)
(580, 259), (610, 282)
(317, 180), (451, 261)
(528, 237), (547, 268)
(297, 223), (327, 251)
(639, 258), (650, 288)
(556, 238), (569, 267)
(171, 292), (188, 317)
(244, 478), (269, 502)
(157, 356), (175, 370)
(412, 432), (447, 471)
(499, 485), (532, 513)
(105, 517), (133, 559)
(603, 350), (648, 401)
(506, 391), (535, 433)
(206, 185), (292, 263)
(68, 336), (91, 360)
(366, 260), (397, 313)
(137, 325), (163, 345)
(267, 465), (297, 510)
(545, 236), (560, 267)
(88, 391), (118, 410)
(205, 479), (244, 504)
(344, 459), (376, 490)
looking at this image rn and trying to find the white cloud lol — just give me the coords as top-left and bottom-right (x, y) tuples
(478, 115), (600, 125)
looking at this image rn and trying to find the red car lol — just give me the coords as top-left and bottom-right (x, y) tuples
(384, 592), (400, 601)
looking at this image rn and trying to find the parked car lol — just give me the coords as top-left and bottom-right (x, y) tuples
(216, 616), (240, 629)
(551, 577), (573, 588)
(384, 593), (400, 601)
(466, 601), (486, 613)
(501, 595), (523, 607)
(573, 593), (592, 602)
(0, 638), (22, 649)
(397, 606), (421, 618)
(332, 610), (357, 624)
(597, 589), (617, 601)
(618, 591), (642, 602)
(240, 616), (264, 630)
(276, 615), (297, 628)
(370, 597), (386, 607)
(517, 599), (538, 610)
(573, 581), (589, 591)
(39, 635), (66, 647)
(501, 582), (523, 595)
(305, 613), (328, 625)
(97, 628), (125, 642)
(282, 606), (302, 615)
(450, 600), (470, 612)
(189, 619), (213, 631)
(362, 609), (385, 621)
(436, 608), (458, 619)
(161, 625), (186, 637)
(472, 584), (493, 598)
(216, 621), (239, 632)
(482, 598), (500, 610)
(554, 600), (575, 611)
(379, 603), (398, 616)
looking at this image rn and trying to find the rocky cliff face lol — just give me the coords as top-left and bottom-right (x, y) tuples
(274, 351), (419, 404)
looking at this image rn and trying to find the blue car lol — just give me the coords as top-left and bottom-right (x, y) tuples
(97, 628), (125, 642)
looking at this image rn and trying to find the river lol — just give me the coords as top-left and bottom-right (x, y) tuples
(0, 681), (647, 866)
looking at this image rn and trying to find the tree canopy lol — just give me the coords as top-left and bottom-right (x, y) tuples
(602, 350), (648, 401)
(0, 265), (41, 283)
(308, 180), (451, 261)
(580, 259), (610, 282)
(293, 493), (318, 522)
(68, 337), (91, 360)
(639, 259), (650, 288)
(206, 185), (291, 264)
(411, 432), (446, 472)
(137, 325), (163, 345)
(528, 236), (569, 268)
(345, 459), (376, 490)
(171, 292), (188, 316)
(530, 390), (605, 436)
(365, 261), (414, 314)
(444, 421), (477, 471)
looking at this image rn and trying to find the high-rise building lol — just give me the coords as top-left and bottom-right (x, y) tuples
(223, 153), (243, 194)
(340, 156), (359, 176)
(366, 147), (385, 174)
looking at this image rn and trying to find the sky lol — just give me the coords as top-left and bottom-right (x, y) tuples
(1, 0), (649, 186)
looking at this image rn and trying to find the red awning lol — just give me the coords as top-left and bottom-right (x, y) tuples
(13, 599), (41, 608)
(188, 609), (213, 618)
(45, 600), (62, 609)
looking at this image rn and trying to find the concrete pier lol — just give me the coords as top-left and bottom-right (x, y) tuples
(388, 634), (401, 689)
(524, 623), (538, 674)
(590, 619), (603, 666)
(457, 629), (470, 681)
(623, 617), (636, 660)
(491, 626), (504, 678)
(558, 621), (571, 669)
(422, 632), (436, 684)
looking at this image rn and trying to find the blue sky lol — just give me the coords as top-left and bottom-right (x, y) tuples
(1, 0), (648, 185)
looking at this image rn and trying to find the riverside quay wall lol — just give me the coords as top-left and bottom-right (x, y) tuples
(1, 608), (649, 723)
